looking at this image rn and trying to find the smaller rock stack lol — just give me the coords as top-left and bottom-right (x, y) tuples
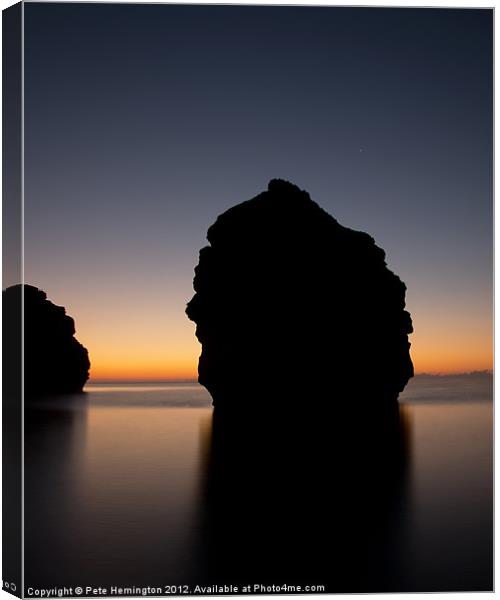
(3, 284), (90, 396)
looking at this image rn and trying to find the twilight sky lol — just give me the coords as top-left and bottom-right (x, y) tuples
(19, 4), (492, 380)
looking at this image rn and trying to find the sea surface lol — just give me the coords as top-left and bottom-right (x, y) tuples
(24, 374), (493, 593)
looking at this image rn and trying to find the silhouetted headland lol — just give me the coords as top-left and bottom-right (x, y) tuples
(3, 284), (90, 397)
(187, 179), (414, 414)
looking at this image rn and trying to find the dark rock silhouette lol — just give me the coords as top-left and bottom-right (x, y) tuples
(187, 179), (413, 410)
(3, 284), (90, 396)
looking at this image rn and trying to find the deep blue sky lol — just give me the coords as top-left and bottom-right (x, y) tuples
(21, 4), (493, 377)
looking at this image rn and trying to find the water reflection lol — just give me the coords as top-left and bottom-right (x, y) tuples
(200, 402), (411, 592)
(25, 396), (89, 586)
(25, 398), (212, 588)
(23, 381), (492, 593)
(402, 402), (493, 591)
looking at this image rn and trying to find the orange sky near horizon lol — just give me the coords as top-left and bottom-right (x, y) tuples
(25, 243), (493, 383)
(86, 344), (493, 381)
(76, 296), (492, 382)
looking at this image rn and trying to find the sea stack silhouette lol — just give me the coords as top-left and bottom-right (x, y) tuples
(3, 284), (90, 396)
(187, 179), (414, 412)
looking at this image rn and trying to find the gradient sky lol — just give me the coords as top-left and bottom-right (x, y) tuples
(18, 4), (492, 380)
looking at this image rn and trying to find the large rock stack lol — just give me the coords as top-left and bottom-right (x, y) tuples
(187, 179), (413, 412)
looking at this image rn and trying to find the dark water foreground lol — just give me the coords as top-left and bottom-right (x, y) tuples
(23, 376), (492, 594)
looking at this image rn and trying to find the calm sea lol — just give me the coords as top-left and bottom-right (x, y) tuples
(24, 374), (493, 593)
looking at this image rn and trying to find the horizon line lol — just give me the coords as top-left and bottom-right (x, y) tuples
(87, 370), (493, 384)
